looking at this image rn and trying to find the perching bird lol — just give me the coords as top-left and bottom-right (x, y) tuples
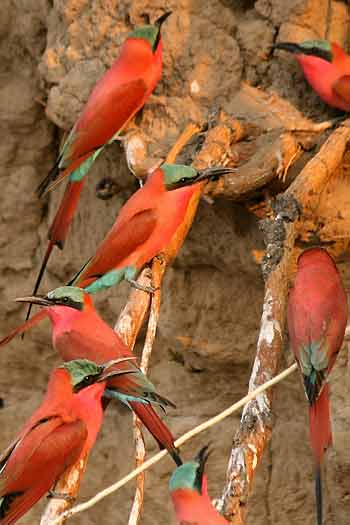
(169, 446), (228, 524)
(29, 12), (171, 316)
(287, 247), (347, 525)
(2, 286), (182, 466)
(0, 357), (134, 525)
(273, 40), (350, 110)
(70, 163), (235, 293)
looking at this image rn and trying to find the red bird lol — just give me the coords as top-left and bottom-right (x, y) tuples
(0, 358), (133, 525)
(169, 446), (228, 524)
(2, 286), (182, 466)
(273, 40), (350, 110)
(70, 164), (234, 293)
(287, 247), (347, 525)
(29, 12), (171, 315)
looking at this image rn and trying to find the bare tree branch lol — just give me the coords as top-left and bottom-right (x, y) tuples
(127, 257), (163, 525)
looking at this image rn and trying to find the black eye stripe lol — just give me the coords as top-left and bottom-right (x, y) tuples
(52, 297), (84, 311)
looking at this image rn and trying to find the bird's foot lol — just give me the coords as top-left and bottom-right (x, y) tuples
(47, 490), (76, 503)
(126, 278), (157, 294)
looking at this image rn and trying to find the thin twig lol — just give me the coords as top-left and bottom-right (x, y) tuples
(128, 257), (163, 525)
(50, 363), (298, 524)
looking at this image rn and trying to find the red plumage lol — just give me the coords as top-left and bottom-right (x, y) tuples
(275, 41), (350, 110)
(297, 43), (350, 110)
(31, 19), (167, 306)
(0, 368), (105, 525)
(171, 484), (228, 525)
(49, 295), (179, 462)
(0, 292), (180, 465)
(309, 384), (332, 464)
(170, 448), (227, 524)
(75, 167), (199, 289)
(287, 247), (347, 525)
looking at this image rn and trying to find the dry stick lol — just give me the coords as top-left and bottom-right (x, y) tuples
(127, 258), (163, 525)
(51, 363), (298, 524)
(217, 121), (350, 525)
(116, 267), (153, 349)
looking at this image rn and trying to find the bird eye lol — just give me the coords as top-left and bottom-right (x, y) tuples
(180, 177), (188, 183)
(62, 297), (69, 303)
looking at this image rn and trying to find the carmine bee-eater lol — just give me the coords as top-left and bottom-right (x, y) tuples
(287, 248), (347, 525)
(169, 446), (228, 525)
(69, 163), (235, 293)
(0, 357), (135, 525)
(2, 286), (182, 466)
(273, 40), (350, 110)
(28, 12), (171, 319)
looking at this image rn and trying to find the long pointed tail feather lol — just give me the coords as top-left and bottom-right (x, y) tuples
(309, 383), (332, 463)
(48, 179), (85, 249)
(36, 151), (90, 197)
(309, 384), (332, 525)
(315, 464), (323, 525)
(26, 179), (86, 323)
(0, 309), (48, 347)
(130, 401), (182, 466)
(44, 152), (93, 194)
(24, 240), (55, 324)
(36, 161), (60, 197)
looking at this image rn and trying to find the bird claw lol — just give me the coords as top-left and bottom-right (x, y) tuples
(47, 490), (76, 503)
(126, 278), (158, 294)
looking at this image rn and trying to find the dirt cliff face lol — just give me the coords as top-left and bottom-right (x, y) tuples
(1, 1), (349, 524)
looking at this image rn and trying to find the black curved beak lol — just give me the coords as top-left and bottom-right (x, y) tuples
(194, 444), (212, 494)
(97, 357), (138, 382)
(155, 11), (172, 27)
(195, 444), (211, 467)
(15, 295), (52, 307)
(195, 166), (236, 183)
(272, 42), (303, 55)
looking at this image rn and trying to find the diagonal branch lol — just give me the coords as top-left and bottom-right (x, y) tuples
(127, 257), (163, 525)
(124, 123), (202, 525)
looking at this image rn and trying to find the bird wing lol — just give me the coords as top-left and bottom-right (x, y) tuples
(0, 441), (19, 475)
(106, 366), (175, 408)
(0, 309), (48, 348)
(332, 75), (350, 103)
(288, 300), (333, 404)
(0, 416), (86, 494)
(40, 77), (148, 193)
(0, 418), (87, 524)
(75, 208), (158, 287)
